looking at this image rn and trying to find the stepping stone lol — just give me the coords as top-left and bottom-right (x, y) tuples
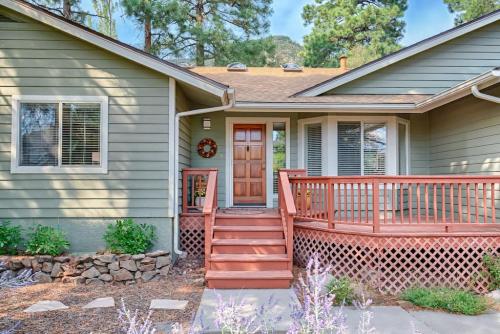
(409, 310), (500, 334)
(193, 288), (299, 333)
(150, 299), (188, 310)
(83, 297), (115, 309)
(23, 300), (69, 313)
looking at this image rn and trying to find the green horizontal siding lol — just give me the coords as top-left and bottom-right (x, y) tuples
(331, 22), (500, 95)
(0, 9), (171, 252)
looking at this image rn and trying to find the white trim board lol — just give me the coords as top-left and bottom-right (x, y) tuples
(297, 10), (500, 97)
(11, 95), (109, 174)
(225, 117), (291, 208)
(0, 0), (228, 99)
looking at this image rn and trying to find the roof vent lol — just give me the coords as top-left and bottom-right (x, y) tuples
(227, 62), (247, 72)
(281, 63), (303, 72)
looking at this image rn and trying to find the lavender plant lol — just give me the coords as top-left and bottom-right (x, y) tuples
(353, 294), (375, 334)
(214, 293), (259, 333)
(0, 262), (37, 290)
(288, 254), (348, 334)
(118, 299), (156, 334)
(0, 321), (21, 334)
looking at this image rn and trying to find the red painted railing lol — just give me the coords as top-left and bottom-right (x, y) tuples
(182, 168), (218, 214)
(278, 170), (298, 270)
(287, 172), (500, 233)
(202, 170), (218, 268)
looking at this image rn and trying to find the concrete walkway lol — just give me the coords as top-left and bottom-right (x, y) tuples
(194, 289), (500, 334)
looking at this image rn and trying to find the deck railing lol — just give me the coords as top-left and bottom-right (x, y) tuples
(286, 172), (500, 233)
(182, 168), (218, 214)
(202, 170), (218, 268)
(278, 170), (297, 270)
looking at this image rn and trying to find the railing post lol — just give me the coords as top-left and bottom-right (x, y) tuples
(182, 169), (188, 214)
(327, 180), (335, 229)
(372, 178), (380, 233)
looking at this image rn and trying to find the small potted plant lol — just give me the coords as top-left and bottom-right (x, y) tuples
(194, 188), (206, 207)
(296, 189), (312, 210)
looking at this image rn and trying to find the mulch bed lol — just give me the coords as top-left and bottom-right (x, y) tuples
(0, 258), (205, 334)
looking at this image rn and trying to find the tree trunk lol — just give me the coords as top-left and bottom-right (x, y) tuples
(144, 14), (152, 53)
(195, 0), (204, 66)
(63, 0), (71, 19)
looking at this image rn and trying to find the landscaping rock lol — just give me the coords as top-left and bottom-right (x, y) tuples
(146, 250), (169, 258)
(99, 274), (113, 282)
(108, 262), (120, 271)
(156, 256), (171, 269)
(159, 266), (170, 277)
(120, 260), (137, 272)
(131, 254), (145, 261)
(96, 254), (115, 263)
(21, 258), (33, 268)
(125, 280), (136, 286)
(93, 259), (106, 266)
(141, 270), (157, 282)
(118, 254), (131, 261)
(83, 262), (94, 269)
(54, 256), (70, 263)
(95, 265), (109, 274)
(150, 299), (188, 310)
(83, 297), (115, 309)
(76, 255), (92, 264)
(36, 255), (53, 263)
(24, 300), (68, 313)
(34, 271), (52, 283)
(134, 271), (142, 280)
(81, 267), (100, 279)
(1, 270), (15, 280)
(86, 278), (104, 286)
(138, 263), (155, 272)
(111, 269), (133, 281)
(41, 262), (53, 273)
(31, 260), (42, 272)
(9, 260), (23, 271)
(50, 262), (63, 278)
(140, 257), (155, 264)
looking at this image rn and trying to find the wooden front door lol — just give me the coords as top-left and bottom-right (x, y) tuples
(233, 124), (266, 205)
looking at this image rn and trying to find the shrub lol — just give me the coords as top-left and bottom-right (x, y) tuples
(104, 219), (156, 254)
(326, 276), (355, 305)
(0, 221), (22, 255)
(401, 287), (488, 315)
(25, 225), (70, 256)
(483, 254), (500, 290)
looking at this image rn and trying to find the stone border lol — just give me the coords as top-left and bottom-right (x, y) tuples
(0, 250), (171, 286)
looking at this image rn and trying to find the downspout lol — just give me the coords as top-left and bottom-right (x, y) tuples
(170, 80), (234, 256)
(471, 85), (500, 104)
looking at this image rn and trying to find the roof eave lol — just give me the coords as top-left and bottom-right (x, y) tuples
(1, 0), (228, 99)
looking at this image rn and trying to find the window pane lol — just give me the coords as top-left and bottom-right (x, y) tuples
(20, 103), (59, 166)
(364, 123), (386, 175)
(62, 103), (100, 166)
(338, 122), (361, 175)
(398, 123), (407, 175)
(305, 123), (322, 176)
(273, 122), (286, 194)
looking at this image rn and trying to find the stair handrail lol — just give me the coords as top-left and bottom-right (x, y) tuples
(203, 170), (218, 269)
(278, 170), (299, 270)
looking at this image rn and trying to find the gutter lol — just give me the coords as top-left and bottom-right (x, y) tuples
(471, 85), (500, 104)
(170, 81), (235, 256)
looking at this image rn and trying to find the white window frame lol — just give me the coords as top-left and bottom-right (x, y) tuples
(225, 117), (291, 208)
(11, 95), (109, 174)
(299, 115), (408, 176)
(397, 117), (411, 175)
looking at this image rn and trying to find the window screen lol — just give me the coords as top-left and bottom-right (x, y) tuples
(338, 122), (361, 176)
(363, 123), (386, 175)
(273, 122), (286, 194)
(62, 103), (101, 165)
(305, 123), (322, 176)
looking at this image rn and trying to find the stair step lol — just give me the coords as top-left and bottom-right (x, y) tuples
(210, 254), (289, 270)
(206, 270), (293, 289)
(215, 216), (282, 226)
(211, 239), (286, 254)
(213, 225), (284, 239)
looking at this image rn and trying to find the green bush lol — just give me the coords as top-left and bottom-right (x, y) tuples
(326, 276), (355, 305)
(0, 221), (23, 255)
(483, 254), (500, 290)
(26, 225), (70, 256)
(104, 218), (156, 254)
(401, 287), (488, 315)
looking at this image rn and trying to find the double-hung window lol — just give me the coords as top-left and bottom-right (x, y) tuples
(337, 121), (387, 176)
(11, 96), (108, 173)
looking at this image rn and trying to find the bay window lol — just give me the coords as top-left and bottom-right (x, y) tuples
(11, 96), (108, 173)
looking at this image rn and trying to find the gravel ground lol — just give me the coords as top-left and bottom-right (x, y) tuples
(0, 258), (205, 334)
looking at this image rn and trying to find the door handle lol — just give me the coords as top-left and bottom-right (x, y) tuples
(246, 145), (249, 152)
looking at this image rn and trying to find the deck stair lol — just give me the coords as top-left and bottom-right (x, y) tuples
(205, 210), (293, 289)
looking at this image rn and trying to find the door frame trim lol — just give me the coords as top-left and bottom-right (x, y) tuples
(226, 117), (290, 208)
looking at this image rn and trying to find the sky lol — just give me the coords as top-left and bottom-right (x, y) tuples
(104, 0), (457, 49)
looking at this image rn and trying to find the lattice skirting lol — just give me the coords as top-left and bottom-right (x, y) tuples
(294, 225), (500, 294)
(179, 215), (204, 258)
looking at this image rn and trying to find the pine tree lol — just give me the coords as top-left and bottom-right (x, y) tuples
(302, 0), (407, 68)
(444, 0), (500, 25)
(29, 0), (93, 23)
(90, 0), (117, 38)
